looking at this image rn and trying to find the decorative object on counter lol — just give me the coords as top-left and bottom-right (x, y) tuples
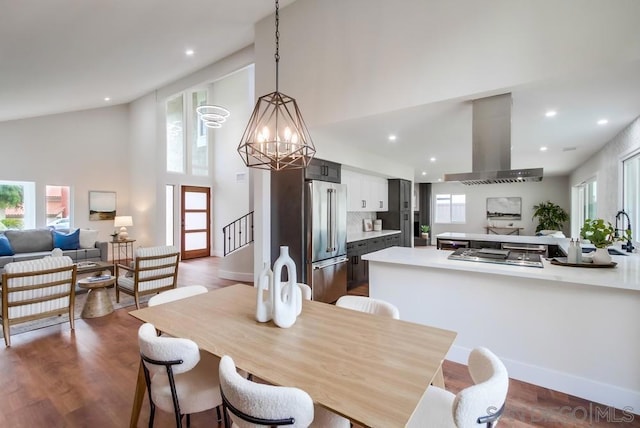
(566, 239), (582, 264)
(579, 218), (621, 264)
(237, 0), (316, 171)
(363, 218), (373, 232)
(550, 258), (617, 268)
(532, 201), (568, 233)
(487, 196), (522, 220)
(420, 225), (430, 240)
(255, 246), (301, 328)
(373, 219), (382, 231)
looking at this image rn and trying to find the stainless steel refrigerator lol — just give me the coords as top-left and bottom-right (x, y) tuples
(305, 180), (348, 303)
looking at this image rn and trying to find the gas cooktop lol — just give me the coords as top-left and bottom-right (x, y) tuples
(447, 248), (544, 268)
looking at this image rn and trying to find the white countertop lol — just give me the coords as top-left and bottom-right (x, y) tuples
(362, 246), (640, 291)
(347, 229), (401, 243)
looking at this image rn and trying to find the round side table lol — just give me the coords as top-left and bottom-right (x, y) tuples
(78, 276), (116, 318)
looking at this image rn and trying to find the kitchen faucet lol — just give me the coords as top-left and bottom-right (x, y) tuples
(615, 210), (634, 253)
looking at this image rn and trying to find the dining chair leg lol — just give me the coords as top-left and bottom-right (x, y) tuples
(186, 413), (191, 428)
(148, 403), (155, 428)
(216, 406), (221, 422)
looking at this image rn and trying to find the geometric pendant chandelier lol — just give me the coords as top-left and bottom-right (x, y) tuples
(237, 0), (316, 171)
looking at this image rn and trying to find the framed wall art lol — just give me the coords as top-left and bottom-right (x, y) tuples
(89, 191), (116, 220)
(486, 197), (521, 220)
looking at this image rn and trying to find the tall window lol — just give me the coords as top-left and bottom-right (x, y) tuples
(166, 94), (185, 173)
(623, 151), (639, 236)
(576, 178), (597, 224)
(166, 88), (209, 176)
(0, 181), (35, 230)
(435, 194), (466, 223)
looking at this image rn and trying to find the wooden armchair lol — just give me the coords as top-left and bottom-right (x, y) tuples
(115, 246), (180, 309)
(1, 256), (77, 347)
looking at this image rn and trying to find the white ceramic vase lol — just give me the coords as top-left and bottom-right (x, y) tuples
(272, 246), (300, 328)
(592, 247), (612, 264)
(255, 263), (273, 323)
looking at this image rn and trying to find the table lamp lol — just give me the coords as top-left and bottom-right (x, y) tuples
(114, 216), (133, 241)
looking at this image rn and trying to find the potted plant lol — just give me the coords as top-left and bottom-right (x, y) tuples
(532, 201), (569, 233)
(420, 225), (430, 240)
(579, 218), (618, 264)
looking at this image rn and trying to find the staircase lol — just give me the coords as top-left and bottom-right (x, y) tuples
(220, 212), (254, 282)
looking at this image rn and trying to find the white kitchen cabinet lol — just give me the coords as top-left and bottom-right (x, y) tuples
(343, 170), (388, 212)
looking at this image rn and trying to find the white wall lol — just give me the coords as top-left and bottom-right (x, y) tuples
(571, 116), (640, 224)
(0, 105), (130, 240)
(210, 66), (253, 256)
(430, 176), (570, 237)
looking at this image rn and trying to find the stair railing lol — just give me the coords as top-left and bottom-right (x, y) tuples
(223, 211), (254, 256)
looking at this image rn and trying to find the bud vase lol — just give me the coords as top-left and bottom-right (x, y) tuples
(592, 247), (612, 265)
(255, 263), (273, 323)
(272, 246), (299, 328)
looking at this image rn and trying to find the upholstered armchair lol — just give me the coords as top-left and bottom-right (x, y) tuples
(1, 256), (77, 347)
(115, 246), (180, 309)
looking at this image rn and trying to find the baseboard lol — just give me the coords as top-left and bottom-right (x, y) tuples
(218, 269), (253, 283)
(446, 345), (640, 415)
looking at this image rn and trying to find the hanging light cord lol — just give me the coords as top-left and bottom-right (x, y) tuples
(274, 0), (280, 93)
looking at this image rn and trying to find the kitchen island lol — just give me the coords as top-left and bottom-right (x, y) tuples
(363, 246), (640, 413)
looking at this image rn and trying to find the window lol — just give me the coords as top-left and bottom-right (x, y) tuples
(46, 185), (71, 229)
(166, 185), (174, 246)
(0, 181), (35, 230)
(166, 94), (185, 173)
(435, 194), (466, 223)
(623, 151), (639, 236)
(576, 178), (597, 225)
(166, 88), (209, 176)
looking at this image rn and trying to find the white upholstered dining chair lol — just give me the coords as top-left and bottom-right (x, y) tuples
(412, 347), (509, 428)
(138, 322), (223, 428)
(219, 355), (350, 428)
(335, 295), (400, 319)
(116, 245), (180, 309)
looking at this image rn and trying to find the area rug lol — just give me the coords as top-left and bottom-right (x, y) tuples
(3, 287), (151, 337)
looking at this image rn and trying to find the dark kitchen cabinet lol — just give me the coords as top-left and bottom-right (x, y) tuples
(304, 158), (341, 183)
(347, 232), (401, 288)
(347, 241), (369, 288)
(377, 179), (412, 247)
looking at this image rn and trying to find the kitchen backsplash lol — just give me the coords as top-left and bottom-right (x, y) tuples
(347, 212), (378, 234)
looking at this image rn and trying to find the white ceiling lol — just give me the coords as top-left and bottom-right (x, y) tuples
(2, 0), (640, 183)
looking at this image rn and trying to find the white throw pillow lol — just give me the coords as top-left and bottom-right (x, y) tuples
(79, 229), (99, 249)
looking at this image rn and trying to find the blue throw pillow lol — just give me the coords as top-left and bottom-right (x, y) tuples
(0, 234), (14, 256)
(52, 229), (80, 251)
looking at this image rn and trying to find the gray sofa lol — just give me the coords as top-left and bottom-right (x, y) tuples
(0, 228), (108, 270)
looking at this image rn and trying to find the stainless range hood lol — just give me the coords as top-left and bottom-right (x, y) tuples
(444, 93), (543, 185)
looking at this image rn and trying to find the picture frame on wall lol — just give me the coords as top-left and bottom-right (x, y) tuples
(486, 197), (521, 220)
(89, 191), (116, 220)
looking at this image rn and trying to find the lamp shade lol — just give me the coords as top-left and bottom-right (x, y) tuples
(113, 216), (133, 228)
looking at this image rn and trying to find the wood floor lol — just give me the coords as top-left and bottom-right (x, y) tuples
(1, 257), (637, 427)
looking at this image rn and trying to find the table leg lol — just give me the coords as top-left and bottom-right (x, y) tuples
(130, 360), (146, 428)
(431, 366), (445, 388)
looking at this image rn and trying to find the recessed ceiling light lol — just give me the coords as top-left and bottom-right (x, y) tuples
(185, 49), (195, 56)
(104, 97), (111, 102)
(430, 157), (436, 162)
(540, 146), (547, 151)
(597, 119), (608, 125)
(421, 171), (427, 176)
(388, 135), (396, 141)
(545, 110), (557, 117)
(437, 178), (442, 182)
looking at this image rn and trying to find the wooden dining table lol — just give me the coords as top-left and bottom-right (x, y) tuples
(129, 284), (457, 428)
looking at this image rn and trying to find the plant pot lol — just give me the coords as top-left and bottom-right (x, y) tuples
(592, 247), (612, 264)
(421, 233), (429, 241)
